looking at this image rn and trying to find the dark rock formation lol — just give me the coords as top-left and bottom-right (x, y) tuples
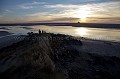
(0, 33), (120, 79)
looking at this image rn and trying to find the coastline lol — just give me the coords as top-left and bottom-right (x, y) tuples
(0, 32), (120, 79)
(0, 23), (120, 29)
(0, 32), (120, 57)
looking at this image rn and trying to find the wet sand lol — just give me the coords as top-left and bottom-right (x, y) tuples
(72, 39), (120, 58)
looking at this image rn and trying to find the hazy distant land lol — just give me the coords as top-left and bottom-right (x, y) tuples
(0, 23), (120, 28)
(20, 27), (33, 30)
(0, 31), (120, 79)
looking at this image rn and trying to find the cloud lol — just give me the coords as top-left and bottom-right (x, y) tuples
(26, 11), (76, 19)
(44, 1), (120, 18)
(26, 12), (49, 16)
(33, 17), (79, 23)
(19, 5), (33, 9)
(44, 4), (79, 9)
(88, 17), (120, 20)
(32, 1), (47, 5)
(4, 9), (13, 14)
(25, 1), (120, 23)
(44, 1), (120, 10)
(5, 10), (11, 12)
(26, 11), (80, 22)
(19, 1), (47, 9)
(17, 1), (120, 23)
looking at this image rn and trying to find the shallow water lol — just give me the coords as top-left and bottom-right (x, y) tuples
(0, 25), (120, 42)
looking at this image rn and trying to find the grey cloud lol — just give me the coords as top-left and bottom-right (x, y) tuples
(34, 17), (79, 22)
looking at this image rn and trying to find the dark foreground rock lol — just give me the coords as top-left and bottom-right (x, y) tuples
(0, 33), (120, 79)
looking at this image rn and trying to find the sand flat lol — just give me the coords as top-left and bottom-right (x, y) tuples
(72, 39), (120, 58)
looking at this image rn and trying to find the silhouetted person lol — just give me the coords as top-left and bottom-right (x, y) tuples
(39, 29), (41, 34)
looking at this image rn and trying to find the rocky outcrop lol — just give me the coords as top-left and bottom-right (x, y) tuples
(0, 33), (120, 79)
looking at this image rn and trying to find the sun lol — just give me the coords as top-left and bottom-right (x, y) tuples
(77, 13), (88, 22)
(77, 14), (87, 19)
(74, 8), (90, 22)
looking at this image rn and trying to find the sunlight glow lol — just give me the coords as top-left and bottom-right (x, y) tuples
(74, 7), (91, 22)
(75, 28), (88, 37)
(77, 14), (87, 19)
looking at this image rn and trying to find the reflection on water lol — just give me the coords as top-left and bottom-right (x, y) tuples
(75, 28), (88, 37)
(31, 26), (120, 42)
(0, 26), (120, 42)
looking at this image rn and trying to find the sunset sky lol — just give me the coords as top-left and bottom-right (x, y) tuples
(0, 0), (120, 24)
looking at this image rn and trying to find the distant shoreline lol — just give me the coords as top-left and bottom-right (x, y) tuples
(0, 23), (120, 29)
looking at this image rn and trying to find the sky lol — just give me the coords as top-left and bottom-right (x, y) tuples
(0, 0), (120, 24)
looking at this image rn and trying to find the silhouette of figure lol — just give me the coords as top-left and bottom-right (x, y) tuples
(39, 29), (41, 34)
